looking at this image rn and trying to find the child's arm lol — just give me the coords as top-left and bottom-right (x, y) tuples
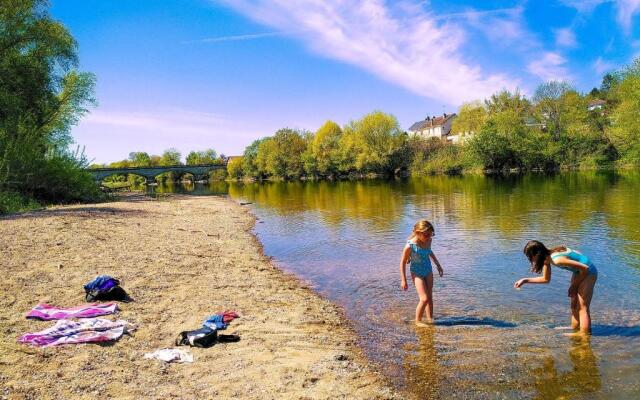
(514, 263), (551, 288)
(400, 244), (411, 291)
(429, 251), (444, 277)
(552, 256), (590, 297)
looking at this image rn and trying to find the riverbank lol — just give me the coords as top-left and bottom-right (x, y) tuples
(0, 194), (398, 399)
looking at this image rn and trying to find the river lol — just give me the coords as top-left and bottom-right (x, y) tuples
(149, 172), (640, 399)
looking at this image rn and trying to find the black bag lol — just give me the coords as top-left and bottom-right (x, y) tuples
(176, 326), (218, 348)
(86, 285), (131, 302)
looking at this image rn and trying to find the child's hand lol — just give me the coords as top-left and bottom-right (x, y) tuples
(401, 279), (408, 291)
(514, 278), (527, 288)
(437, 266), (444, 277)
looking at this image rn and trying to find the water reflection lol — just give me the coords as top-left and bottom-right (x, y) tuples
(533, 336), (601, 400)
(154, 172), (640, 398)
(404, 326), (440, 400)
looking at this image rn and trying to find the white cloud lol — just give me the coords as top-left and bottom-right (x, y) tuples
(83, 109), (233, 137)
(185, 31), (288, 44)
(617, 0), (640, 31)
(527, 52), (572, 81)
(214, 0), (517, 105)
(554, 28), (577, 48)
(463, 6), (538, 48)
(561, 0), (640, 32)
(593, 57), (616, 74)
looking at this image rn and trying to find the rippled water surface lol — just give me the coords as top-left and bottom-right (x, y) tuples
(153, 173), (640, 399)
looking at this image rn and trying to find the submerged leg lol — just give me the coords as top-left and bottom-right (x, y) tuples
(577, 274), (597, 334)
(425, 272), (434, 322)
(570, 274), (580, 330)
(413, 273), (428, 324)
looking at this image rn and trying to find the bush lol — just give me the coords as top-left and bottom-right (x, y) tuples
(0, 190), (41, 215)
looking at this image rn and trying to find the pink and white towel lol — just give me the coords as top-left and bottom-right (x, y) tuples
(26, 303), (117, 320)
(19, 318), (135, 347)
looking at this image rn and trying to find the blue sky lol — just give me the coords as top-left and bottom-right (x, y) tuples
(50, 0), (640, 163)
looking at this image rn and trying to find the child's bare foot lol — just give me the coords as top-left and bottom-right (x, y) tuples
(415, 320), (433, 328)
(562, 331), (590, 337)
(553, 326), (575, 331)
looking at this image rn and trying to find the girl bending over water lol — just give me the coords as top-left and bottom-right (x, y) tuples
(400, 220), (444, 327)
(515, 240), (598, 335)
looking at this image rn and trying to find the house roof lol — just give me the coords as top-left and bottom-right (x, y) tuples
(408, 113), (456, 131)
(588, 99), (606, 106)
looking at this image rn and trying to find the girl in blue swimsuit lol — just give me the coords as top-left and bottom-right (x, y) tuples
(515, 240), (598, 335)
(400, 220), (444, 327)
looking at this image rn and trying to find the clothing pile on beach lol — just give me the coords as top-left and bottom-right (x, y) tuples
(19, 275), (134, 347)
(18, 274), (241, 363)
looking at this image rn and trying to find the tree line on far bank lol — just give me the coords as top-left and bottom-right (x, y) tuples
(228, 57), (640, 180)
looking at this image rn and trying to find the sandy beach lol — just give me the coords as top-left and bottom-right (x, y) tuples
(0, 194), (398, 399)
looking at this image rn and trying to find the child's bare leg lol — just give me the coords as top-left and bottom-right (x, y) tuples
(577, 274), (597, 334)
(413, 273), (428, 323)
(570, 274), (580, 330)
(425, 272), (434, 322)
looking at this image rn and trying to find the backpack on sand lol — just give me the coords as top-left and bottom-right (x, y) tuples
(176, 326), (218, 348)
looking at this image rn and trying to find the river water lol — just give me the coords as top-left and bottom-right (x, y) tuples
(150, 173), (640, 399)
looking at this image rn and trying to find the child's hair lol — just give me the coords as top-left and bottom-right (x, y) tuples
(409, 220), (435, 240)
(523, 240), (566, 274)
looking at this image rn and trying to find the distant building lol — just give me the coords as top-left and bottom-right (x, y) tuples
(408, 113), (457, 140)
(588, 99), (606, 111)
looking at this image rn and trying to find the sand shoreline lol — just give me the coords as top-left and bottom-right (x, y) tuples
(0, 194), (398, 399)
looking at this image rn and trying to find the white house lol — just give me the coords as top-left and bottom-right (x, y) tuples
(408, 113), (457, 139)
(588, 99), (606, 111)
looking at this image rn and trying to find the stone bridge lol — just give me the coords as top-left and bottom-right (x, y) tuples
(88, 163), (227, 184)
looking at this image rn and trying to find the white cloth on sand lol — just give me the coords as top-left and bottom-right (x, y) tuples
(144, 348), (194, 363)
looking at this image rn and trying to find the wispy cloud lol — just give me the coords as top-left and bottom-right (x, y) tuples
(214, 0), (517, 105)
(593, 57), (616, 74)
(554, 28), (577, 48)
(527, 52), (572, 81)
(83, 109), (234, 137)
(463, 6), (538, 48)
(561, 0), (640, 32)
(185, 31), (288, 44)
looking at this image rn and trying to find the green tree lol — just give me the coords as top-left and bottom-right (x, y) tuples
(160, 148), (182, 166)
(451, 101), (486, 136)
(242, 138), (265, 178)
(186, 148), (217, 165)
(255, 129), (307, 179)
(533, 81), (574, 140)
(310, 120), (342, 177)
(128, 152), (151, 167)
(226, 156), (244, 179)
(0, 0), (99, 208)
(340, 111), (405, 174)
(607, 58), (640, 163)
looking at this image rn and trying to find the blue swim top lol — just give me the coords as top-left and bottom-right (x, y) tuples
(550, 247), (597, 276)
(408, 241), (433, 278)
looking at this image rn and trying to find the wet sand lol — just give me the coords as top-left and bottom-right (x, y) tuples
(0, 194), (398, 399)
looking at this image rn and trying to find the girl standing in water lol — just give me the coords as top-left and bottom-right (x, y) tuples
(400, 220), (444, 327)
(515, 240), (598, 335)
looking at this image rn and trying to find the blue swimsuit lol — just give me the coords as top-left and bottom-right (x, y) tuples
(550, 248), (598, 276)
(408, 241), (433, 278)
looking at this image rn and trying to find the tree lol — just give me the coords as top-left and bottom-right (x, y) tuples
(226, 157), (244, 179)
(340, 111), (405, 174)
(161, 148), (182, 166)
(186, 149), (217, 165)
(128, 152), (151, 167)
(0, 0), (98, 206)
(532, 81), (574, 140)
(607, 58), (640, 163)
(451, 101), (486, 136)
(309, 120), (342, 177)
(255, 129), (307, 179)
